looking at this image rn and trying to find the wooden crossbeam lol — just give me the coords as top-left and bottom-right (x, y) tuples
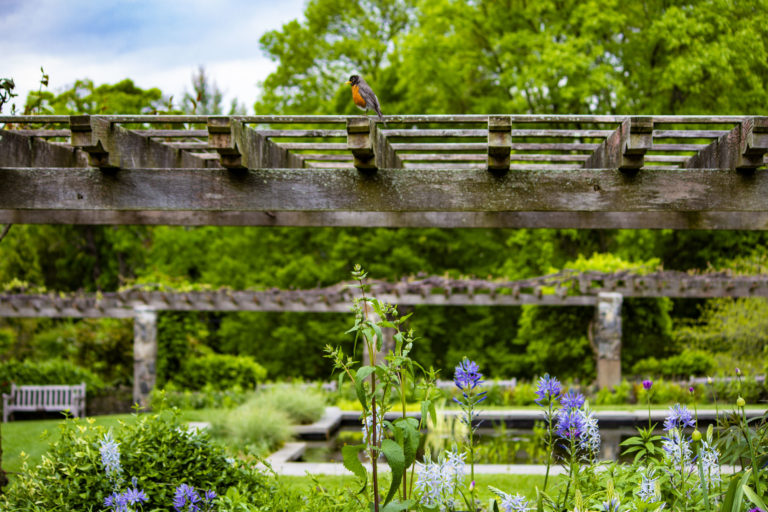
(207, 117), (303, 169)
(69, 115), (213, 169)
(3, 272), (768, 318)
(684, 117), (768, 170)
(0, 130), (86, 167)
(583, 117), (653, 170)
(2, 167), (768, 229)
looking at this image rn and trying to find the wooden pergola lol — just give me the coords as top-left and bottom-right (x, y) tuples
(1, 114), (767, 229)
(1, 271), (765, 404)
(2, 113), (767, 402)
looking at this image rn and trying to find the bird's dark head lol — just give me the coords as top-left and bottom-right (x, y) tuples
(345, 75), (360, 86)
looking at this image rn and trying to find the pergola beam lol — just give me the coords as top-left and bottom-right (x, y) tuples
(684, 117), (768, 170)
(583, 117), (653, 170)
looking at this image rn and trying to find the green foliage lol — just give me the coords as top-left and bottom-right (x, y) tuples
(171, 353), (267, 391)
(251, 385), (327, 424)
(594, 379), (632, 406)
(675, 298), (768, 368)
(0, 411), (269, 511)
(210, 398), (293, 455)
(0, 358), (104, 395)
(510, 382), (538, 406)
(156, 311), (212, 386)
(632, 350), (715, 378)
(149, 386), (254, 410)
(26, 78), (167, 115)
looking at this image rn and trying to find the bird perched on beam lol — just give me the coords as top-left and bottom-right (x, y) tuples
(345, 75), (386, 126)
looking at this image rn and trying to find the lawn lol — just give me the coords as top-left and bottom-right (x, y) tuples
(278, 473), (547, 502)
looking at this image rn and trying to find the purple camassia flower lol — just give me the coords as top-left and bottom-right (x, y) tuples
(534, 374), (562, 405)
(104, 486), (148, 512)
(560, 390), (585, 410)
(642, 379), (653, 390)
(663, 404), (696, 431)
(555, 409), (585, 439)
(173, 483), (201, 512)
(748, 508), (765, 512)
(454, 358), (484, 391)
(204, 489), (217, 501)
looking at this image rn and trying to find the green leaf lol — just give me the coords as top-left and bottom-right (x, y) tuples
(382, 500), (414, 512)
(341, 444), (368, 494)
(381, 439), (405, 506)
(743, 484), (767, 510)
(355, 366), (375, 411)
(722, 470), (751, 512)
(393, 418), (419, 469)
(372, 323), (384, 351)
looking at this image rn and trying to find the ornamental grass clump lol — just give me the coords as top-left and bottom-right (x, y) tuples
(251, 383), (327, 425)
(210, 398), (293, 455)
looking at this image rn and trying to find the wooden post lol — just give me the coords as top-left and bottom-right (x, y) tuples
(133, 306), (157, 409)
(583, 117), (652, 170)
(685, 117), (768, 170)
(593, 292), (622, 389)
(488, 116), (511, 171)
(347, 118), (376, 171)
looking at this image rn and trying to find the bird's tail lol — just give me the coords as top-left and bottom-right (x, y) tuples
(375, 106), (388, 128)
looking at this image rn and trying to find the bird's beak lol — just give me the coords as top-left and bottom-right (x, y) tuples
(345, 81), (351, 85)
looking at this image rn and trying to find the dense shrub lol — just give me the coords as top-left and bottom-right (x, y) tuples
(149, 385), (254, 410)
(0, 358), (104, 395)
(594, 379), (633, 405)
(631, 349), (715, 378)
(0, 410), (270, 511)
(170, 353), (267, 390)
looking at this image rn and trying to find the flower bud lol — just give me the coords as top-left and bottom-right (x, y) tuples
(642, 379), (652, 391)
(691, 429), (702, 441)
(469, 480), (475, 491)
(707, 376), (712, 385)
(737, 396), (746, 407)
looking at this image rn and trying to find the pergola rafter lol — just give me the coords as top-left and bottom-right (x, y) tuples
(2, 114), (767, 230)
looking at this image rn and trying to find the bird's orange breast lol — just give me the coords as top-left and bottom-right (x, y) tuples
(351, 85), (367, 108)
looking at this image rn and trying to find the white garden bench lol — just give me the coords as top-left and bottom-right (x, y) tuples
(2, 383), (86, 422)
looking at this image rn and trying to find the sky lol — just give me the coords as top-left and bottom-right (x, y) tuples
(1, 0), (306, 113)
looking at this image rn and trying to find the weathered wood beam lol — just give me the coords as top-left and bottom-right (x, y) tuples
(70, 115), (214, 169)
(2, 167), (768, 229)
(488, 116), (511, 171)
(346, 118), (376, 171)
(0, 130), (87, 167)
(684, 117), (768, 170)
(583, 117), (653, 170)
(207, 117), (304, 169)
(4, 209), (768, 230)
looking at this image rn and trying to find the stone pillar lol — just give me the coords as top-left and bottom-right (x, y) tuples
(594, 292), (623, 389)
(133, 306), (158, 409)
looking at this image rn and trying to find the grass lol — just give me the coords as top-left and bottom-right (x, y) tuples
(278, 473), (547, 502)
(2, 413), (141, 476)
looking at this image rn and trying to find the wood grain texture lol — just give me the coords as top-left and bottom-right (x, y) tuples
(1, 167), (768, 228)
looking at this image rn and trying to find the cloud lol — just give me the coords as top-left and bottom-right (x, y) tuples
(1, 0), (305, 112)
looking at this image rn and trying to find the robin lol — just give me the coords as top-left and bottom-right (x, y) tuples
(345, 75), (386, 126)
